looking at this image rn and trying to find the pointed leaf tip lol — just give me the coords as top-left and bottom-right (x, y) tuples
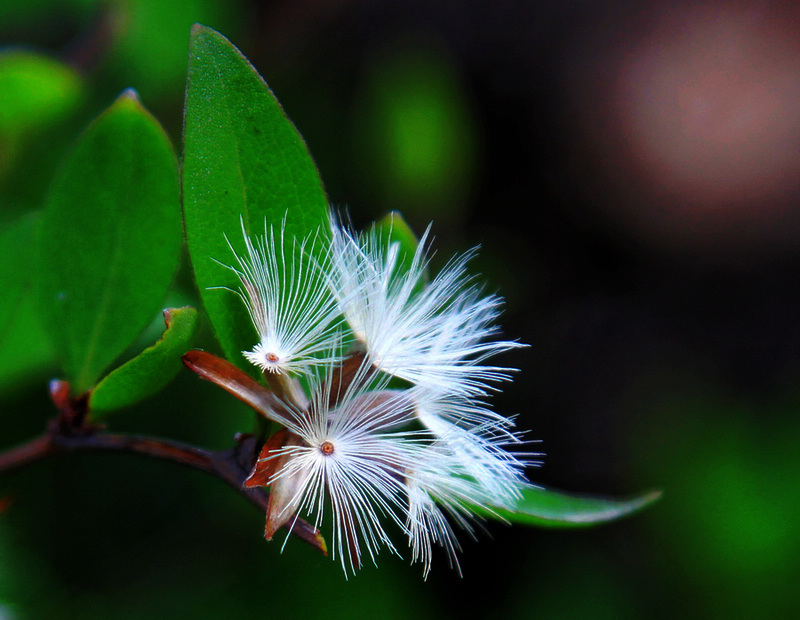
(182, 26), (329, 371)
(484, 485), (663, 528)
(119, 87), (140, 102)
(190, 23), (211, 37)
(109, 88), (145, 116)
(88, 307), (199, 417)
(38, 95), (182, 393)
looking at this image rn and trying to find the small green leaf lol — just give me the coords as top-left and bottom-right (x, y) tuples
(182, 24), (329, 371)
(374, 210), (428, 284)
(37, 89), (182, 394)
(485, 486), (662, 528)
(89, 307), (199, 418)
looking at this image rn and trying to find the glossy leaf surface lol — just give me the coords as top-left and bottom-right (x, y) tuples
(183, 24), (329, 371)
(37, 90), (182, 394)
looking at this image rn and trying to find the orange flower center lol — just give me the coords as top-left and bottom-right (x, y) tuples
(320, 441), (335, 455)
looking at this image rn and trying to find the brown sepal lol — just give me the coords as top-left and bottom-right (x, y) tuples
(244, 429), (289, 488)
(182, 350), (289, 422)
(263, 433), (309, 540)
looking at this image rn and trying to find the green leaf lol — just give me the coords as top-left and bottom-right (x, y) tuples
(182, 24), (329, 371)
(374, 210), (428, 285)
(0, 212), (38, 337)
(0, 50), (82, 145)
(89, 306), (200, 418)
(0, 213), (56, 394)
(353, 44), (477, 219)
(485, 486), (662, 528)
(0, 291), (56, 397)
(37, 89), (182, 395)
(0, 50), (84, 201)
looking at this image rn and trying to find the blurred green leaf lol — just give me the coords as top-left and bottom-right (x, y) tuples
(0, 291), (56, 396)
(37, 89), (182, 395)
(353, 43), (477, 220)
(629, 393), (800, 615)
(0, 50), (86, 223)
(89, 306), (199, 418)
(183, 24), (329, 371)
(0, 50), (84, 197)
(0, 49), (82, 146)
(486, 486), (662, 527)
(108, 0), (237, 102)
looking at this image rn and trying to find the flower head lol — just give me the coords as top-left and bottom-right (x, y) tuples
(327, 218), (526, 397)
(413, 390), (529, 508)
(221, 212), (534, 577)
(246, 354), (426, 574)
(226, 219), (342, 376)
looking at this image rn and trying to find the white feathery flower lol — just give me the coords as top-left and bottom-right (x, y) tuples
(406, 475), (464, 579)
(414, 403), (528, 509)
(328, 218), (526, 396)
(214, 212), (537, 577)
(254, 357), (428, 575)
(404, 432), (522, 578)
(412, 388), (531, 504)
(227, 219), (342, 375)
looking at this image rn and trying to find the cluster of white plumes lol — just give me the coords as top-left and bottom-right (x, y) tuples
(228, 214), (532, 577)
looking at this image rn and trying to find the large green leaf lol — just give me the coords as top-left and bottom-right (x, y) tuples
(0, 212), (56, 394)
(485, 486), (662, 528)
(0, 213), (38, 338)
(182, 24), (329, 371)
(89, 307), (199, 418)
(37, 90), (182, 395)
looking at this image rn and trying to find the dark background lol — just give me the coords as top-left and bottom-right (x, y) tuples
(2, 1), (799, 618)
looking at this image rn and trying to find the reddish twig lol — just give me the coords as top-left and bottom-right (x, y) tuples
(0, 422), (327, 555)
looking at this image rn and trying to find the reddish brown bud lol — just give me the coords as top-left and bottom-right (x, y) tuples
(49, 380), (71, 410)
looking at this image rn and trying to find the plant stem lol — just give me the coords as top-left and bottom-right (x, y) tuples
(0, 423), (327, 555)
